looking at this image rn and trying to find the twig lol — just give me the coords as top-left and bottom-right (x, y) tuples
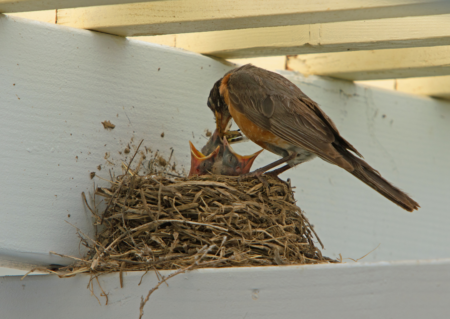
(165, 181), (238, 192)
(102, 140), (144, 222)
(138, 270), (150, 286)
(82, 192), (98, 218)
(89, 276), (102, 306)
(131, 219), (228, 233)
(138, 267), (188, 319)
(91, 233), (127, 270)
(64, 221), (101, 249)
(302, 213), (324, 249)
(165, 172), (184, 178)
(96, 277), (109, 305)
(49, 251), (91, 264)
(139, 188), (152, 218)
(120, 261), (126, 288)
(157, 181), (162, 219)
(138, 245), (215, 319)
(20, 268), (36, 281)
(345, 244), (381, 262)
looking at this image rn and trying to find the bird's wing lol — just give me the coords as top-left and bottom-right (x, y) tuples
(226, 65), (358, 169)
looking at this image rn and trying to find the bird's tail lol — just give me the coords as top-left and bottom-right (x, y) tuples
(339, 148), (420, 212)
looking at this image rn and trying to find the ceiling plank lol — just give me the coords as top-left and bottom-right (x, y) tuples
(6, 10), (56, 23)
(396, 76), (450, 99)
(287, 46), (450, 81)
(227, 56), (287, 71)
(55, 0), (450, 36)
(132, 14), (450, 58)
(0, 0), (167, 13)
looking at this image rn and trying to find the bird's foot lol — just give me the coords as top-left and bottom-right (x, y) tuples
(262, 164), (292, 182)
(238, 169), (270, 189)
(263, 171), (284, 183)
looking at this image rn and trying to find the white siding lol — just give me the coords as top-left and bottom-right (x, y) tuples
(1, 15), (449, 271)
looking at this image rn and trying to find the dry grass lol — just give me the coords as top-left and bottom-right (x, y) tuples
(52, 172), (334, 277)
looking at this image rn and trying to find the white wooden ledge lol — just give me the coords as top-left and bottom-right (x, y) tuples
(1, 259), (450, 318)
(1, 14), (450, 270)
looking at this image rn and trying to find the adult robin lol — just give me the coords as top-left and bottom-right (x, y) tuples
(189, 129), (262, 176)
(207, 64), (419, 212)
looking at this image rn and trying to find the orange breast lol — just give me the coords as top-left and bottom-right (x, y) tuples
(220, 74), (291, 152)
(228, 102), (291, 151)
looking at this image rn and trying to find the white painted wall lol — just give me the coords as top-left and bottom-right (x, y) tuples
(0, 14), (232, 270)
(1, 14), (449, 273)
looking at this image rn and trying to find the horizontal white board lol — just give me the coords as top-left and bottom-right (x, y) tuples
(1, 259), (449, 318)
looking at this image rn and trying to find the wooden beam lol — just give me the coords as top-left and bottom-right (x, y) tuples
(287, 46), (450, 81)
(6, 10), (56, 23)
(0, 0), (165, 13)
(396, 76), (450, 99)
(56, 0), (450, 36)
(133, 14), (450, 58)
(356, 80), (397, 91)
(228, 56), (287, 71)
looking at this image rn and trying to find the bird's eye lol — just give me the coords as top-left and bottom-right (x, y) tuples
(226, 154), (235, 165)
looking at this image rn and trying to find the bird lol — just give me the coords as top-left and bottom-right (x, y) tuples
(189, 128), (262, 176)
(206, 64), (419, 212)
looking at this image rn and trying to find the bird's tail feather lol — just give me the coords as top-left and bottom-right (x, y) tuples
(339, 149), (419, 212)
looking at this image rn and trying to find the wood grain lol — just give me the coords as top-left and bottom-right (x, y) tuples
(54, 0), (450, 36)
(0, 0), (166, 13)
(287, 46), (450, 81)
(396, 75), (450, 99)
(136, 14), (450, 58)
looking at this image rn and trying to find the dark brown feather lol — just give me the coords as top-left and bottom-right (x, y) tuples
(334, 145), (420, 212)
(227, 64), (353, 170)
(223, 64), (419, 211)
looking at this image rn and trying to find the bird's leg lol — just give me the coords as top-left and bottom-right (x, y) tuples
(238, 153), (296, 186)
(265, 164), (295, 178)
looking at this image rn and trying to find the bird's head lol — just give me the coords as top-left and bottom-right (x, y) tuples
(220, 138), (263, 176)
(207, 78), (232, 139)
(189, 129), (262, 177)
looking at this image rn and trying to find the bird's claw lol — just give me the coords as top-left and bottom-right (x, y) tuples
(238, 169), (270, 189)
(257, 175), (270, 189)
(263, 171), (284, 183)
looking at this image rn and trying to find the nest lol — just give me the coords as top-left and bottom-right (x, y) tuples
(52, 170), (335, 278)
(41, 147), (338, 317)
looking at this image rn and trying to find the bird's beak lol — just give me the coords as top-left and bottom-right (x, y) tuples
(215, 110), (232, 139)
(221, 138), (263, 176)
(189, 141), (220, 176)
(201, 128), (222, 156)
